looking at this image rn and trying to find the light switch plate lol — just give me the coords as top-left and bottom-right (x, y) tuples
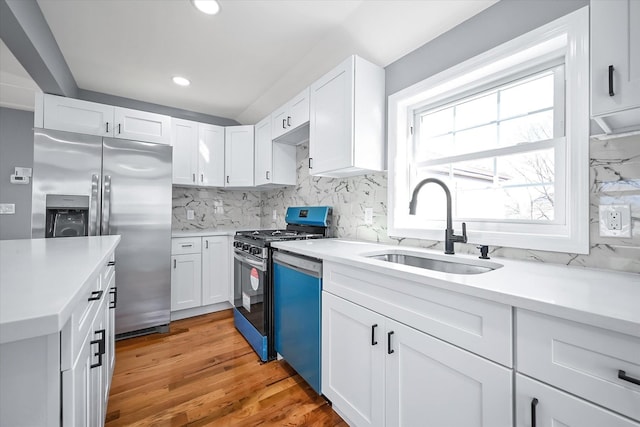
(0, 203), (15, 214)
(186, 209), (195, 220)
(364, 208), (373, 225)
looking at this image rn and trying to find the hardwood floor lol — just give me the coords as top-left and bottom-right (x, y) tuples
(106, 310), (347, 426)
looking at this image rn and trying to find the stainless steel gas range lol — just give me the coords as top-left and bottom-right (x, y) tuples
(232, 206), (332, 361)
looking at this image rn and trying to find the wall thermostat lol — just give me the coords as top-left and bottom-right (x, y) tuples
(10, 167), (31, 185)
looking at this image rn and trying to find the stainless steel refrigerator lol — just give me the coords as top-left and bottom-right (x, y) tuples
(31, 128), (172, 337)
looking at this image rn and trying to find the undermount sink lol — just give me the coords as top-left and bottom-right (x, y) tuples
(366, 252), (501, 275)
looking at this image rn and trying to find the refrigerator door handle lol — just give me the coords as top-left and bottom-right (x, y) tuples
(90, 174), (100, 236)
(101, 175), (112, 235)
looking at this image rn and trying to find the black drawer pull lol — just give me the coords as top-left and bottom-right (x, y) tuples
(88, 290), (103, 301)
(107, 260), (115, 266)
(90, 329), (106, 369)
(618, 370), (640, 386)
(371, 324), (378, 346)
(608, 65), (615, 96)
(531, 398), (538, 427)
(109, 287), (117, 309)
(387, 331), (394, 354)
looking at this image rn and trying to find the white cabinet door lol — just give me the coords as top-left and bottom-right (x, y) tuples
(171, 254), (202, 311)
(171, 118), (198, 185)
(114, 107), (171, 145)
(322, 292), (385, 427)
(386, 318), (512, 427)
(288, 87), (310, 131)
(201, 236), (230, 306)
(254, 116), (272, 186)
(224, 125), (254, 187)
(198, 123), (225, 187)
(271, 104), (289, 140)
(43, 94), (114, 137)
(515, 374), (640, 427)
(591, 0), (640, 118)
(62, 331), (92, 427)
(309, 57), (354, 175)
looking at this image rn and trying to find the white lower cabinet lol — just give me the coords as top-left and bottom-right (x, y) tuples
(170, 236), (232, 318)
(171, 253), (202, 311)
(515, 374), (639, 427)
(322, 291), (512, 427)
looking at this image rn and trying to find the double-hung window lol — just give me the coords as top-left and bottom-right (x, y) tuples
(388, 7), (589, 253)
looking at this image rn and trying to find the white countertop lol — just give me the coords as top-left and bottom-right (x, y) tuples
(172, 229), (238, 238)
(0, 236), (121, 344)
(271, 239), (640, 338)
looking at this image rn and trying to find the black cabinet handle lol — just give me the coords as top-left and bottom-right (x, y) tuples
(282, 118), (286, 129)
(226, 175), (230, 184)
(173, 259), (177, 269)
(618, 370), (640, 386)
(118, 123), (122, 134)
(88, 290), (103, 301)
(531, 398), (538, 427)
(90, 329), (106, 368)
(308, 157), (313, 169)
(371, 324), (378, 346)
(109, 287), (117, 309)
(106, 122), (109, 133)
(266, 171), (270, 180)
(387, 331), (395, 354)
(287, 116), (291, 127)
(608, 65), (615, 96)
(107, 260), (115, 266)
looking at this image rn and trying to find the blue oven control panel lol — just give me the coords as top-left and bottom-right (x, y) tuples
(285, 206), (332, 227)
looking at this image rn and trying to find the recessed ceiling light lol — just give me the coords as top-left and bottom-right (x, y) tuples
(191, 0), (220, 15)
(172, 76), (191, 87)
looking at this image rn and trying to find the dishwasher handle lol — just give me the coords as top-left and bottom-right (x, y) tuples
(273, 250), (322, 278)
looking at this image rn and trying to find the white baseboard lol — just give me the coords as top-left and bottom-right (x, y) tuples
(170, 301), (233, 321)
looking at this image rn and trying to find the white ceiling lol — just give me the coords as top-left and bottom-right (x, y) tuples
(4, 0), (496, 124)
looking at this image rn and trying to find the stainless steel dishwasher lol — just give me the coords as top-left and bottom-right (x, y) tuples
(273, 250), (322, 394)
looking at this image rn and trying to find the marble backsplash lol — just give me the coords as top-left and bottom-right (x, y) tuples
(172, 187), (262, 231)
(173, 136), (639, 274)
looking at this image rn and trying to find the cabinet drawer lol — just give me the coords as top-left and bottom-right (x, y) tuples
(171, 237), (201, 255)
(516, 374), (640, 427)
(517, 309), (640, 421)
(61, 272), (104, 371)
(324, 262), (512, 366)
(101, 254), (115, 290)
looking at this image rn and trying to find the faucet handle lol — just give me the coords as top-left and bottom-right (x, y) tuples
(461, 222), (467, 243)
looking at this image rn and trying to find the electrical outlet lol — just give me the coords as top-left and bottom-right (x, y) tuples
(599, 204), (631, 237)
(272, 210), (277, 220)
(364, 208), (373, 225)
(0, 203), (15, 214)
(186, 209), (195, 220)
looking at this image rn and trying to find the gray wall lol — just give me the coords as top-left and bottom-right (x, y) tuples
(0, 107), (34, 239)
(385, 0), (589, 96)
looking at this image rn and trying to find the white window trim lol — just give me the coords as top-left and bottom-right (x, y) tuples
(387, 6), (589, 254)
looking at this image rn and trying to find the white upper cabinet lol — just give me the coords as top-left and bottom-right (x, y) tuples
(271, 87), (310, 144)
(114, 107), (171, 144)
(43, 95), (114, 137)
(198, 124), (225, 187)
(171, 118), (199, 186)
(591, 0), (640, 134)
(309, 55), (385, 177)
(42, 94), (171, 144)
(225, 125), (254, 187)
(255, 115), (296, 187)
(171, 120), (225, 187)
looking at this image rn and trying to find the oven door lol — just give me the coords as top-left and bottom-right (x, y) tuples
(233, 249), (268, 335)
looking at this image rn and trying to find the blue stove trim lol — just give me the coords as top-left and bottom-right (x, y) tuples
(285, 206), (331, 227)
(233, 308), (268, 362)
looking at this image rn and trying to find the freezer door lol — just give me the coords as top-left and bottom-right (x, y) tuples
(102, 138), (172, 335)
(32, 129), (103, 238)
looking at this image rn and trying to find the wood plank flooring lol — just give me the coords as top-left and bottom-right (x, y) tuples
(106, 310), (346, 426)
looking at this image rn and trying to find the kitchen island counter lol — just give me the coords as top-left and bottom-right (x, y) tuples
(271, 239), (640, 338)
(0, 235), (121, 344)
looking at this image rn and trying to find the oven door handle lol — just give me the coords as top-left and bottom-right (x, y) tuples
(234, 252), (266, 271)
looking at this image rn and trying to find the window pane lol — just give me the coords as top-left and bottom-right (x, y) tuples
(421, 107), (454, 137)
(417, 134), (453, 161)
(499, 109), (553, 146)
(454, 124), (497, 156)
(415, 148), (555, 222)
(499, 73), (554, 119)
(455, 92), (497, 130)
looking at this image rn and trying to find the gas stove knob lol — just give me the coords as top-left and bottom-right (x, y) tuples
(242, 243), (250, 251)
(234, 241), (243, 248)
(250, 247), (260, 255)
